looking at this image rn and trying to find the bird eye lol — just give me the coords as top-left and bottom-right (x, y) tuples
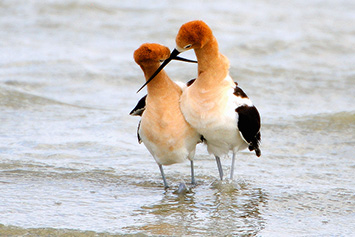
(184, 44), (192, 49)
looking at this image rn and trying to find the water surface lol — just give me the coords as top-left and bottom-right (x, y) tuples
(0, 0), (354, 236)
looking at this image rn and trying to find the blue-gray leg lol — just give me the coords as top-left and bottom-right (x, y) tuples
(158, 164), (169, 189)
(230, 152), (236, 180)
(215, 156), (223, 180)
(190, 160), (196, 185)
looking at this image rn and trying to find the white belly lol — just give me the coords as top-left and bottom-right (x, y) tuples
(198, 120), (247, 157)
(139, 126), (198, 165)
(140, 130), (193, 165)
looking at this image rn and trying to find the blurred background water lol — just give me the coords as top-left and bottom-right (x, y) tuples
(0, 0), (354, 236)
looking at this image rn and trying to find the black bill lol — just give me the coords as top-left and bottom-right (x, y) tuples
(136, 49), (195, 93)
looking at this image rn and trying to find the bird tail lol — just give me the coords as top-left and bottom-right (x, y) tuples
(248, 132), (261, 157)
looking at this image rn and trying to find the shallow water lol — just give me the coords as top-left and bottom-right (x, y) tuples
(1, 0), (354, 236)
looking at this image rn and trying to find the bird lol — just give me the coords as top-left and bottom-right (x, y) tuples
(130, 43), (201, 189)
(139, 20), (261, 181)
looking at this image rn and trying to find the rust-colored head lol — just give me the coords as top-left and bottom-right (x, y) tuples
(175, 20), (213, 52)
(134, 43), (171, 65)
(135, 42), (198, 93)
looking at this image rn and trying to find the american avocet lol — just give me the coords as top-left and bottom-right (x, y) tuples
(140, 21), (261, 181)
(130, 43), (201, 189)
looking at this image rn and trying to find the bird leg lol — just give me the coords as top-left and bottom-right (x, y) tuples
(215, 156), (224, 180)
(230, 152), (236, 180)
(190, 160), (196, 185)
(158, 164), (169, 189)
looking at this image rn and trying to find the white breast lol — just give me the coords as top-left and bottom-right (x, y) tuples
(180, 75), (248, 156)
(139, 127), (194, 165)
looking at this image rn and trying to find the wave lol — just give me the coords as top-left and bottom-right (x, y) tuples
(294, 111), (355, 131)
(0, 85), (98, 110)
(0, 224), (109, 236)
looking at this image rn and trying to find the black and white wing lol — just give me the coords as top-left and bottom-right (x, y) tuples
(129, 95), (147, 116)
(234, 86), (261, 157)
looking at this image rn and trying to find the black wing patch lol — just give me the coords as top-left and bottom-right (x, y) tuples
(129, 95), (147, 116)
(137, 120), (142, 144)
(186, 78), (196, 87)
(235, 105), (261, 157)
(130, 96), (145, 143)
(233, 86), (248, 98)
